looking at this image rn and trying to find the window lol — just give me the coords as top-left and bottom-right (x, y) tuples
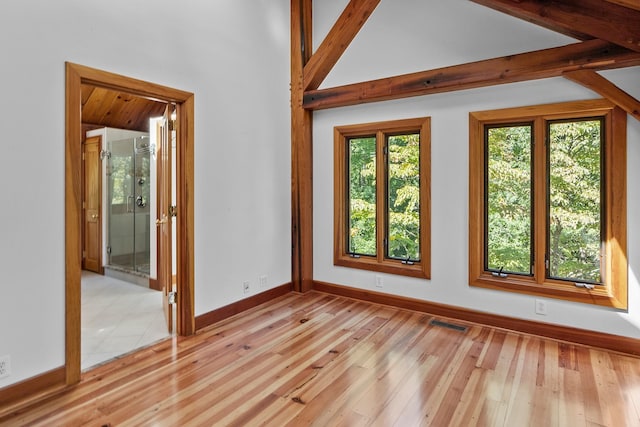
(334, 117), (431, 278)
(469, 100), (627, 309)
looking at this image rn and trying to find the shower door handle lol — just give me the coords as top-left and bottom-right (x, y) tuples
(127, 195), (134, 213)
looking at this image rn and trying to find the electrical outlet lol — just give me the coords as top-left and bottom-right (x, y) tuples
(259, 275), (268, 288)
(375, 275), (384, 288)
(0, 355), (11, 379)
(535, 299), (548, 315)
(243, 281), (250, 294)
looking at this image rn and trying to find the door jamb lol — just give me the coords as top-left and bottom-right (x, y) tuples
(65, 62), (195, 385)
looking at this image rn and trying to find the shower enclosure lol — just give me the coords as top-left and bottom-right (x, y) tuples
(106, 136), (152, 276)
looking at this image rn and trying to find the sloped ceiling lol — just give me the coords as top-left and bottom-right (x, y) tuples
(302, 0), (640, 110)
(471, 0), (640, 53)
(81, 84), (166, 132)
(81, 1), (639, 129)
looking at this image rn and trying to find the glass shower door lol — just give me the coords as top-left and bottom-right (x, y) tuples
(107, 138), (136, 271)
(106, 136), (151, 275)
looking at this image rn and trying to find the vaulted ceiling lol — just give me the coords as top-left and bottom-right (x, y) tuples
(301, 0), (640, 110)
(290, 0), (640, 292)
(80, 1), (639, 135)
(473, 0), (640, 51)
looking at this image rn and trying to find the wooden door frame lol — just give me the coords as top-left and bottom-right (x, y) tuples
(65, 62), (195, 385)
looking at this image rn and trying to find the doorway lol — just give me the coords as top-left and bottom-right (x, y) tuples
(81, 123), (167, 369)
(66, 62), (195, 384)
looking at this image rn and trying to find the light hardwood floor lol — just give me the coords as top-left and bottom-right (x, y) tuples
(3, 291), (640, 426)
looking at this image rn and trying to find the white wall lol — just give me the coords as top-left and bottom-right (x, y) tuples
(313, 0), (640, 338)
(0, 0), (291, 387)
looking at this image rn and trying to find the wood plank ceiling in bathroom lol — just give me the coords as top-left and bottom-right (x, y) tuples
(81, 85), (167, 132)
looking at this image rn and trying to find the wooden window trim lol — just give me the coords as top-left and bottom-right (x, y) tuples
(334, 117), (431, 279)
(469, 99), (627, 309)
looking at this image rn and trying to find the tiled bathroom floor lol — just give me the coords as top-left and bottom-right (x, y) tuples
(81, 271), (173, 371)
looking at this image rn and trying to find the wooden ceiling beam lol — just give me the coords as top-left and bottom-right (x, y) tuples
(303, 0), (380, 91)
(470, 0), (640, 53)
(564, 69), (640, 121)
(604, 0), (640, 11)
(303, 39), (640, 110)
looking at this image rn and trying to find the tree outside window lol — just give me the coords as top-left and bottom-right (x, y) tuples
(469, 100), (627, 309)
(335, 117), (430, 279)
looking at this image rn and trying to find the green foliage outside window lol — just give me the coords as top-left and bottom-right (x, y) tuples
(108, 143), (151, 209)
(548, 120), (602, 283)
(487, 125), (532, 274)
(387, 134), (420, 260)
(486, 120), (602, 283)
(348, 134), (421, 260)
(110, 156), (132, 205)
(348, 137), (376, 256)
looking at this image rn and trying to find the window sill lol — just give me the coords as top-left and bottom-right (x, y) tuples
(470, 273), (627, 310)
(335, 255), (429, 279)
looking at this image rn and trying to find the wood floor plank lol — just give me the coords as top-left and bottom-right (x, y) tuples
(262, 317), (390, 426)
(181, 301), (386, 426)
(404, 327), (480, 426)
(181, 303), (384, 425)
(577, 346), (608, 426)
(504, 336), (541, 425)
(430, 328), (491, 426)
(119, 299), (369, 425)
(452, 366), (491, 425)
(349, 317), (436, 421)
(610, 353), (640, 422)
(285, 311), (427, 425)
(2, 291), (640, 426)
(591, 351), (629, 426)
(559, 366), (586, 426)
